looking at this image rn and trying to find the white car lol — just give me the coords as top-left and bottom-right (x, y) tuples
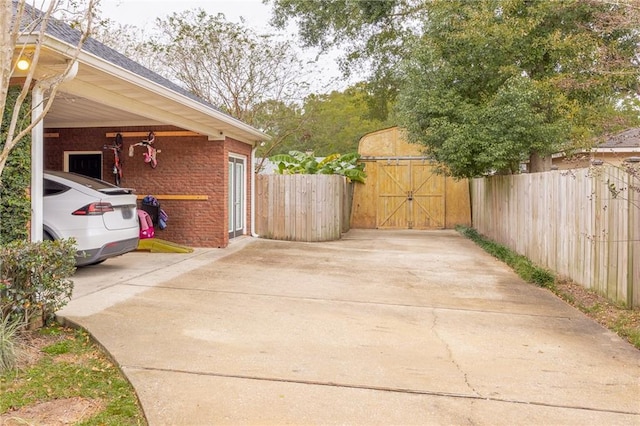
(43, 170), (139, 266)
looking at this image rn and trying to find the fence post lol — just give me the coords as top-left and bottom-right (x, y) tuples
(629, 170), (639, 307)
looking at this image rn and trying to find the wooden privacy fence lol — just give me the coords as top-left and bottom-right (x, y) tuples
(471, 165), (639, 307)
(255, 174), (352, 242)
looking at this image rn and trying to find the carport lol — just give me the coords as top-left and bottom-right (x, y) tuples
(11, 5), (269, 248)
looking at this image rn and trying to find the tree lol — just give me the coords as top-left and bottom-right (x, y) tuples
(252, 99), (311, 173)
(272, 83), (394, 156)
(396, 0), (640, 177)
(268, 0), (640, 177)
(135, 9), (316, 172)
(144, 9), (309, 124)
(0, 1), (98, 327)
(267, 0), (425, 120)
(0, 0), (96, 179)
(90, 17), (154, 69)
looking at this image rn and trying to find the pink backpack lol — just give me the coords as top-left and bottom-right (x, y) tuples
(138, 209), (155, 239)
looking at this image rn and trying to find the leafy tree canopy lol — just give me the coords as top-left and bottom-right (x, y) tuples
(396, 0), (640, 177)
(96, 8), (319, 171)
(267, 0), (425, 119)
(268, 0), (640, 178)
(271, 83), (394, 157)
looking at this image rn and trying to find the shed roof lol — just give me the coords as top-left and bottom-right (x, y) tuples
(357, 127), (426, 158)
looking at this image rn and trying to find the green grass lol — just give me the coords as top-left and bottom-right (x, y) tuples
(457, 225), (640, 350)
(0, 324), (146, 425)
(42, 339), (72, 355)
(616, 320), (640, 348)
(456, 225), (555, 288)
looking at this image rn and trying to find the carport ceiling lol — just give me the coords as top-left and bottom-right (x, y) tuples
(43, 64), (264, 144)
(30, 42), (268, 145)
(45, 92), (160, 128)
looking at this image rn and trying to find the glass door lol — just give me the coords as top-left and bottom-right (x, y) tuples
(228, 156), (245, 239)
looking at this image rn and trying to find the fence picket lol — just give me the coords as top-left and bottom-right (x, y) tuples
(256, 174), (347, 242)
(472, 165), (638, 307)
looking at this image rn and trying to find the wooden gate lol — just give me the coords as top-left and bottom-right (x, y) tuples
(377, 160), (445, 229)
(350, 127), (470, 230)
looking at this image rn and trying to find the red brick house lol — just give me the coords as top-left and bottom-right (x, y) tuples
(14, 5), (269, 248)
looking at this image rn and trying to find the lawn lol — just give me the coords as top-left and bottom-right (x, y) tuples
(0, 324), (146, 425)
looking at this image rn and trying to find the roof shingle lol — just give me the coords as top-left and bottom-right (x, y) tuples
(599, 128), (640, 149)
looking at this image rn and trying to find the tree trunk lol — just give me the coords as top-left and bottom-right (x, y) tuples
(529, 151), (551, 173)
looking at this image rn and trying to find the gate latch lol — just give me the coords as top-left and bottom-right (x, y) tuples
(407, 190), (413, 201)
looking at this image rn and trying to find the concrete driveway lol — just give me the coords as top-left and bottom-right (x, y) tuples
(58, 229), (640, 425)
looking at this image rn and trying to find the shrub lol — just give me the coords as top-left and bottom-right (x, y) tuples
(0, 239), (76, 327)
(271, 150), (367, 183)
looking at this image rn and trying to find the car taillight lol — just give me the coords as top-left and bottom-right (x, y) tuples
(72, 202), (114, 215)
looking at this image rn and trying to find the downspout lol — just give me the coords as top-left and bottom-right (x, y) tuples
(31, 61), (78, 242)
(250, 145), (259, 237)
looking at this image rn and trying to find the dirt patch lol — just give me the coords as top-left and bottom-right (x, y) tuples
(2, 331), (108, 425)
(14, 333), (64, 369)
(555, 279), (640, 347)
(0, 397), (104, 425)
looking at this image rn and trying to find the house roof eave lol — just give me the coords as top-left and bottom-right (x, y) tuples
(17, 33), (271, 145)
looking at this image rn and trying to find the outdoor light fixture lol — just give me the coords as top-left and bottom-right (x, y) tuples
(16, 58), (30, 71)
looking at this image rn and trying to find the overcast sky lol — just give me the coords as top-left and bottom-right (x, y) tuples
(95, 0), (353, 93)
(98, 0), (273, 30)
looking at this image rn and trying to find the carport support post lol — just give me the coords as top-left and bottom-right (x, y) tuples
(30, 61), (78, 242)
(30, 86), (44, 242)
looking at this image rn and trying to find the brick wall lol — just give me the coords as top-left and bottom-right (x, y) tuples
(44, 126), (254, 248)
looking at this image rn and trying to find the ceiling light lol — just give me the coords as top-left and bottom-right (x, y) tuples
(16, 58), (30, 71)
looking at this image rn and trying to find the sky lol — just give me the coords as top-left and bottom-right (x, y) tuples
(99, 0), (274, 31)
(95, 0), (354, 93)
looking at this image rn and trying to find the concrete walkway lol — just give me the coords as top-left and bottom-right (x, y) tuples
(58, 230), (640, 425)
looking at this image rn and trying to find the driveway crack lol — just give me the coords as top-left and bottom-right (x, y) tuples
(121, 365), (640, 416)
(431, 309), (481, 397)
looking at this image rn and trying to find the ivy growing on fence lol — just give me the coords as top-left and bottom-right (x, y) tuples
(0, 87), (31, 244)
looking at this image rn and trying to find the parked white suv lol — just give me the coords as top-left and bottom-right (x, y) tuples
(43, 170), (139, 266)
